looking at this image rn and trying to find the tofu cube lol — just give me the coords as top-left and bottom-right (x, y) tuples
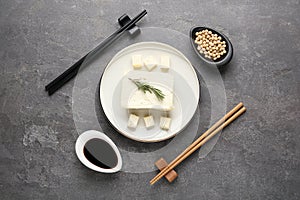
(127, 114), (139, 129)
(132, 55), (143, 69)
(160, 117), (171, 130)
(160, 55), (170, 72)
(143, 56), (157, 71)
(144, 115), (155, 128)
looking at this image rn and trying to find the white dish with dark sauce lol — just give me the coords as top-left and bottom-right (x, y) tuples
(75, 130), (122, 173)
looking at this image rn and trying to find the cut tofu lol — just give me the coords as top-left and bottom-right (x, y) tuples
(121, 71), (174, 111)
(143, 56), (157, 71)
(127, 114), (139, 129)
(160, 117), (171, 130)
(132, 55), (143, 69)
(144, 115), (155, 128)
(160, 55), (170, 72)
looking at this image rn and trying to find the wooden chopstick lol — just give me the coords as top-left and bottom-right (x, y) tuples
(150, 103), (243, 183)
(150, 103), (246, 185)
(153, 103), (243, 179)
(45, 10), (147, 95)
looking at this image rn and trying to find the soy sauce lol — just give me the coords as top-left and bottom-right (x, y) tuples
(83, 138), (118, 169)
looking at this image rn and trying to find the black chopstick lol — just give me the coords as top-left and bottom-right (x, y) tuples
(45, 10), (147, 95)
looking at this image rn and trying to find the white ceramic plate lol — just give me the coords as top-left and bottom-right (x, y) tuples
(100, 42), (199, 142)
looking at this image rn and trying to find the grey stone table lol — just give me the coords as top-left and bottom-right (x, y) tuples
(0, 0), (299, 199)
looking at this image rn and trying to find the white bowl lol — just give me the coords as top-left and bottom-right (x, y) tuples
(75, 130), (122, 173)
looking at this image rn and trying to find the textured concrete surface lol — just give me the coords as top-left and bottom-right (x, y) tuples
(1, 0), (299, 199)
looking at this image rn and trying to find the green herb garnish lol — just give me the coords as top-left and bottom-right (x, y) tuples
(129, 78), (165, 101)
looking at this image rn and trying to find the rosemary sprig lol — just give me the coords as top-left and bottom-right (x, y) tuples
(129, 78), (165, 101)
